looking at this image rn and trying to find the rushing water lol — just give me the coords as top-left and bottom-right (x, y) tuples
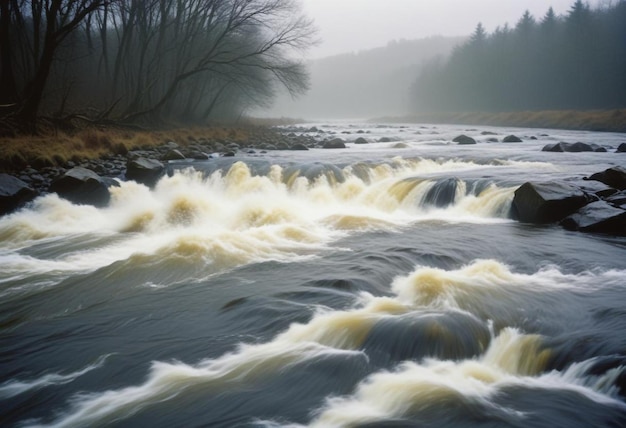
(1, 122), (626, 428)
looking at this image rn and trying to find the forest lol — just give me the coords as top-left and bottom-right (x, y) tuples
(0, 0), (316, 131)
(411, 0), (626, 113)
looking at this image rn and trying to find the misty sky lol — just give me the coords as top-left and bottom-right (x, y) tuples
(302, 0), (603, 58)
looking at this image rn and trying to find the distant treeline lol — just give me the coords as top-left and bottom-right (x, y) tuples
(411, 0), (626, 113)
(0, 0), (315, 129)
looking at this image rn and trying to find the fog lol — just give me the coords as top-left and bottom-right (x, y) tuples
(262, 0), (610, 120)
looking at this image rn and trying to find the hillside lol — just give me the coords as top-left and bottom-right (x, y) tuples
(264, 36), (464, 119)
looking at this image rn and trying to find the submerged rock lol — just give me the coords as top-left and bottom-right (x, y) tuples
(617, 143), (626, 153)
(561, 201), (626, 236)
(323, 138), (347, 149)
(452, 135), (476, 145)
(542, 142), (606, 152)
(586, 166), (626, 190)
(50, 167), (118, 207)
(423, 178), (460, 208)
(511, 182), (588, 224)
(502, 135), (523, 143)
(126, 157), (165, 187)
(0, 174), (39, 215)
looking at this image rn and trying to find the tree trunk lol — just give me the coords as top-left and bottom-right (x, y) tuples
(0, 1), (18, 106)
(16, 36), (57, 128)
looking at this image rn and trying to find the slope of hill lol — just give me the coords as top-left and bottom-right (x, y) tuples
(263, 36), (464, 119)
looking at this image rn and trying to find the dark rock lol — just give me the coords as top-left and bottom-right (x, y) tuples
(0, 174), (39, 215)
(423, 178), (460, 208)
(222, 151), (236, 157)
(452, 135), (476, 145)
(481, 131), (497, 135)
(561, 201), (626, 236)
(162, 149), (186, 161)
(379, 137), (398, 143)
(503, 135), (523, 143)
(606, 190), (626, 208)
(125, 157), (165, 187)
(354, 137), (370, 144)
(291, 143), (309, 151)
(617, 143), (626, 153)
(49, 167), (118, 207)
(542, 142), (605, 152)
(486, 138), (499, 143)
(530, 136), (538, 140)
(276, 142), (290, 150)
(323, 138), (346, 149)
(586, 166), (626, 190)
(511, 182), (588, 224)
(392, 142), (409, 149)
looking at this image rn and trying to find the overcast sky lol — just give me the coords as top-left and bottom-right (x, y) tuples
(301, 0), (603, 58)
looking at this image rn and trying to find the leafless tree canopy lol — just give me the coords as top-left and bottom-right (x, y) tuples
(0, 0), (316, 127)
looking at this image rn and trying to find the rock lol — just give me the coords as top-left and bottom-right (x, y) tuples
(617, 143), (626, 153)
(561, 201), (626, 236)
(392, 142), (409, 149)
(49, 167), (118, 207)
(503, 135), (523, 143)
(162, 149), (186, 161)
(379, 137), (398, 143)
(511, 182), (589, 224)
(354, 137), (370, 144)
(542, 142), (605, 152)
(291, 143), (309, 151)
(125, 157), (165, 187)
(164, 141), (179, 150)
(606, 190), (626, 208)
(452, 135), (476, 145)
(323, 138), (347, 149)
(276, 142), (290, 150)
(586, 166), (626, 190)
(222, 151), (236, 157)
(0, 174), (39, 215)
(481, 131), (497, 135)
(423, 178), (460, 208)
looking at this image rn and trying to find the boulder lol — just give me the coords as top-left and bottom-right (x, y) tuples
(162, 149), (186, 161)
(354, 137), (370, 144)
(586, 166), (626, 190)
(290, 143), (309, 151)
(511, 182), (589, 224)
(49, 167), (118, 207)
(323, 138), (346, 149)
(125, 157), (165, 187)
(391, 142), (409, 149)
(561, 201), (626, 236)
(502, 135), (523, 143)
(379, 137), (398, 143)
(423, 178), (460, 208)
(542, 142), (605, 152)
(0, 174), (39, 215)
(452, 134), (476, 145)
(617, 143), (626, 153)
(606, 190), (626, 208)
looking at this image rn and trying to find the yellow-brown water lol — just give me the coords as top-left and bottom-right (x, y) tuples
(1, 123), (625, 427)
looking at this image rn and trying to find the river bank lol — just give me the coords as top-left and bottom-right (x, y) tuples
(373, 109), (626, 133)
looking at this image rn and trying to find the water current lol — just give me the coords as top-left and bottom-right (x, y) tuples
(1, 122), (625, 427)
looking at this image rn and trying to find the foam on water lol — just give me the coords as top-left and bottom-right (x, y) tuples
(24, 260), (626, 427)
(0, 160), (517, 293)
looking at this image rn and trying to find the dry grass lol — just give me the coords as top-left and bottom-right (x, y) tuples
(0, 125), (256, 172)
(376, 109), (626, 133)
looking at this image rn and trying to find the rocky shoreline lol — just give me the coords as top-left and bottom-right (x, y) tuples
(1, 126), (625, 236)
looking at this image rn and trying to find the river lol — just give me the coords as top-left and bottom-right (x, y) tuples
(1, 122), (625, 427)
